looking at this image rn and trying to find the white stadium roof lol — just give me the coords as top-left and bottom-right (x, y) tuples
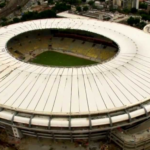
(1, 19), (150, 127)
(57, 11), (91, 19)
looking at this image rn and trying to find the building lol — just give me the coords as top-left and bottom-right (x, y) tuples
(123, 0), (139, 9)
(113, 0), (122, 8)
(0, 19), (150, 141)
(132, 0), (139, 9)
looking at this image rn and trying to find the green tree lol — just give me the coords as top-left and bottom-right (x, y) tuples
(142, 14), (150, 21)
(0, 9), (57, 26)
(0, 2), (6, 8)
(21, 11), (38, 21)
(88, 1), (94, 6)
(138, 21), (146, 29)
(138, 10), (148, 15)
(13, 18), (20, 23)
(76, 0), (82, 5)
(1, 17), (7, 22)
(123, 8), (130, 14)
(53, 2), (71, 12)
(127, 17), (140, 26)
(21, 10), (56, 21)
(76, 6), (82, 12)
(134, 17), (140, 24)
(37, 1), (41, 5)
(83, 6), (88, 11)
(131, 7), (137, 13)
(127, 17), (135, 26)
(65, 0), (81, 5)
(48, 0), (54, 5)
(139, 2), (147, 9)
(38, 10), (56, 18)
(1, 21), (7, 26)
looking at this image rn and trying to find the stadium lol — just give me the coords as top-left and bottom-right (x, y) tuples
(1, 18), (150, 143)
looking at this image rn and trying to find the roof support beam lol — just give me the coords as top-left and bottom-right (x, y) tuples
(140, 104), (148, 117)
(29, 114), (34, 128)
(125, 109), (131, 122)
(0, 108), (4, 112)
(89, 132), (91, 141)
(11, 112), (17, 124)
(107, 113), (112, 127)
(52, 132), (55, 141)
(48, 116), (52, 130)
(69, 116), (73, 141)
(69, 116), (71, 130)
(89, 115), (92, 130)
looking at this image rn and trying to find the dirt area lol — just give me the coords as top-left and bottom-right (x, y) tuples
(0, 129), (120, 150)
(0, 129), (18, 150)
(31, 5), (52, 13)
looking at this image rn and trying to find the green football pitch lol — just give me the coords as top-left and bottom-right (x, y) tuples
(30, 51), (97, 67)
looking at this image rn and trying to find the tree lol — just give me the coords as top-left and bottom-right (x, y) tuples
(134, 17), (140, 24)
(82, 0), (86, 2)
(138, 10), (148, 15)
(21, 11), (38, 21)
(48, 0), (54, 5)
(21, 10), (56, 21)
(83, 6), (88, 11)
(1, 21), (7, 26)
(1, 17), (7, 22)
(0, 2), (6, 8)
(139, 2), (147, 9)
(141, 14), (150, 21)
(123, 8), (130, 14)
(127, 17), (146, 29)
(65, 0), (81, 5)
(127, 17), (135, 26)
(53, 2), (71, 12)
(13, 18), (20, 23)
(76, 6), (82, 12)
(76, 0), (82, 5)
(131, 7), (137, 13)
(37, 1), (41, 5)
(127, 17), (140, 26)
(88, 1), (94, 6)
(38, 10), (56, 18)
(138, 21), (146, 29)
(0, 9), (57, 26)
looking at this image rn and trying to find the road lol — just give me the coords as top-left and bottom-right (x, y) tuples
(0, 0), (30, 19)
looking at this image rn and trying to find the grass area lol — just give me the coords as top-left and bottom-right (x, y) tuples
(30, 51), (97, 67)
